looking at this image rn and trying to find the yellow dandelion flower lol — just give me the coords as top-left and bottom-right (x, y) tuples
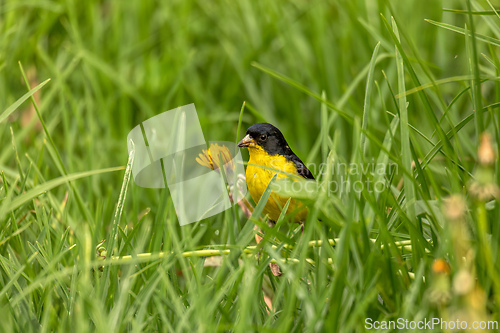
(196, 143), (235, 177)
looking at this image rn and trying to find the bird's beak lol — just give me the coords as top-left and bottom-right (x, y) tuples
(237, 134), (255, 147)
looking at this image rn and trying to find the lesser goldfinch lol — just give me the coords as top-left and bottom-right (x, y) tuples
(237, 123), (314, 222)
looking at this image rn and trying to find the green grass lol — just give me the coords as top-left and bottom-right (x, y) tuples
(1, 0), (500, 331)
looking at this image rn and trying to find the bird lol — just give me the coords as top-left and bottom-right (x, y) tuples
(237, 123), (315, 223)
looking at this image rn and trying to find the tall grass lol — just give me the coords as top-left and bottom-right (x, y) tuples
(1, 0), (499, 331)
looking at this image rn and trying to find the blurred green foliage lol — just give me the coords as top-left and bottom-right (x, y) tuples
(1, 0), (500, 331)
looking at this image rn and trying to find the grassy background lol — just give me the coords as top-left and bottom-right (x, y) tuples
(1, 0), (500, 331)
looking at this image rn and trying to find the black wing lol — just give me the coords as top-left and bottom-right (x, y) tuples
(287, 154), (315, 180)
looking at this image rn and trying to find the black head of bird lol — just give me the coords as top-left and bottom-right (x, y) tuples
(237, 123), (293, 156)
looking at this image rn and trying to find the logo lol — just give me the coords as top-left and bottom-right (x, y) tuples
(127, 104), (247, 225)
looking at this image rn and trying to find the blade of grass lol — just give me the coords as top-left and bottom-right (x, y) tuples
(0, 78), (51, 124)
(100, 149), (134, 301)
(18, 62), (97, 232)
(425, 19), (500, 48)
(393, 18), (416, 221)
(392, 17), (422, 266)
(361, 42), (381, 157)
(1, 166), (124, 217)
(251, 62), (353, 122)
(466, 0), (485, 138)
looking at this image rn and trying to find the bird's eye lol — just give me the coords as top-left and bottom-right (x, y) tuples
(260, 134), (267, 141)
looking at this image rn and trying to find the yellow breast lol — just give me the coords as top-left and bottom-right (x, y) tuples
(245, 146), (308, 222)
